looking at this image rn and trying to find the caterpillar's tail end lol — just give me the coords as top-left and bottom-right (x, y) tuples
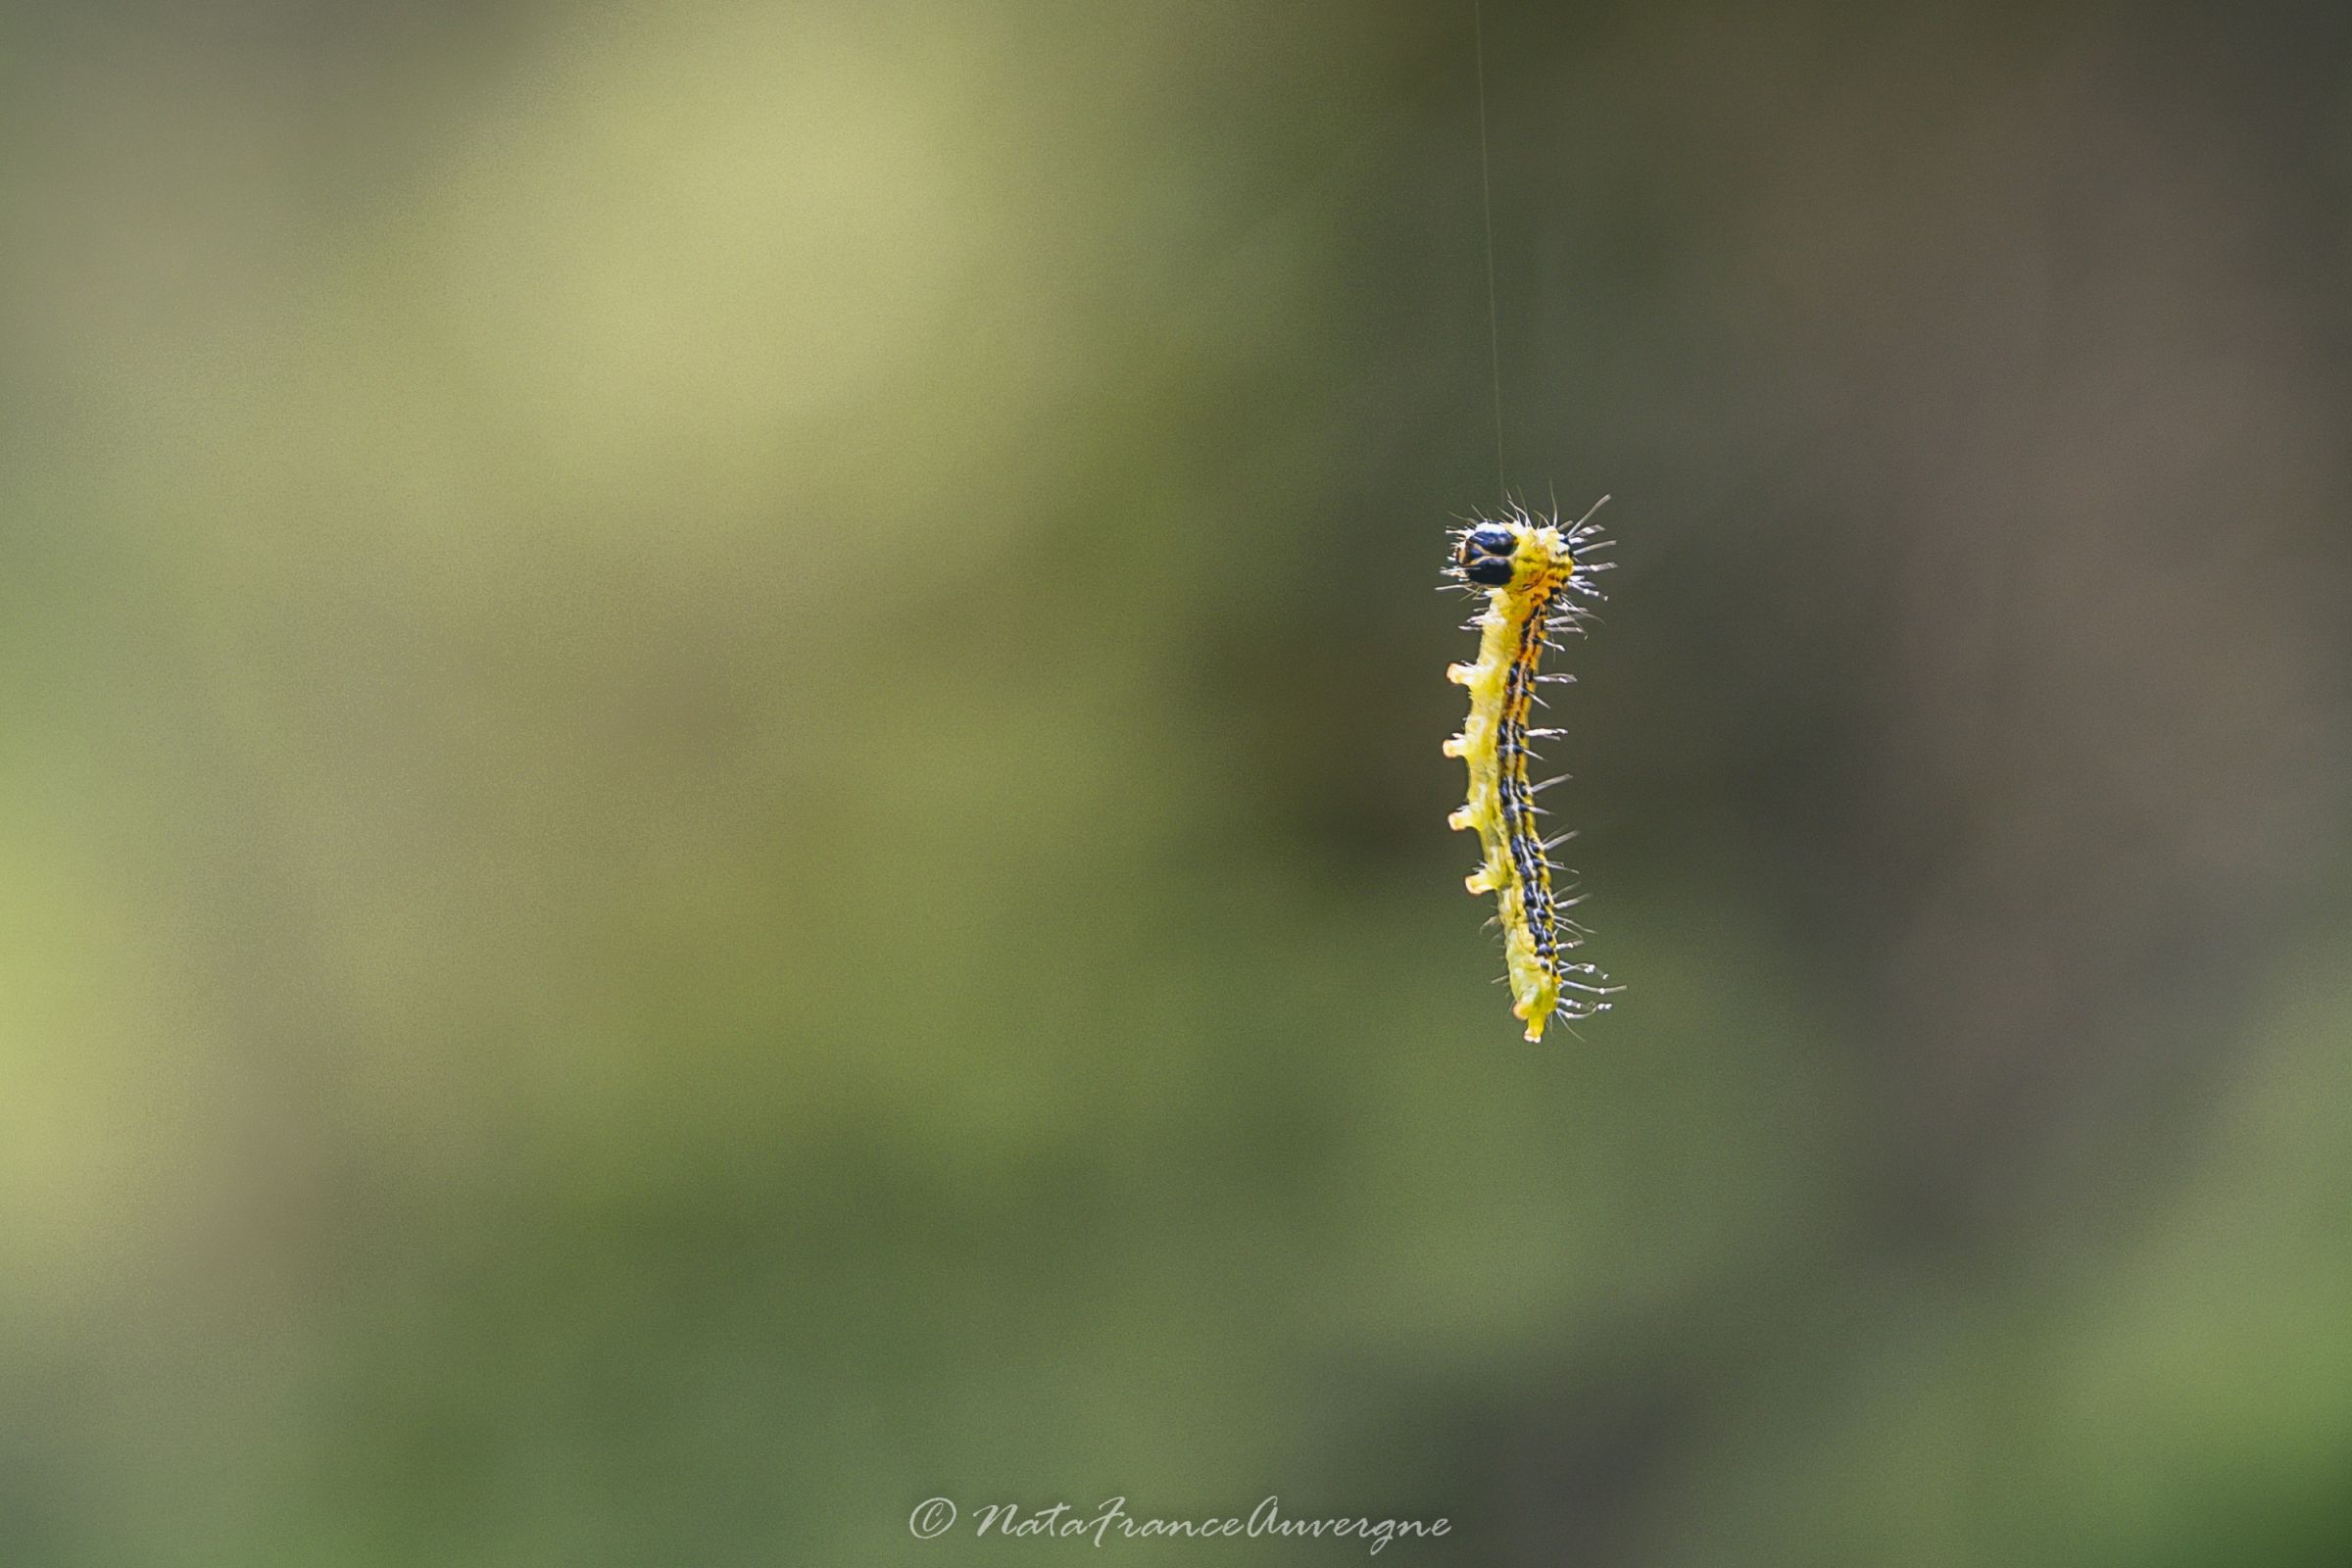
(1513, 983), (1554, 1043)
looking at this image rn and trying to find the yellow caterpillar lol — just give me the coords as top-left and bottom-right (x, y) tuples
(1443, 498), (1617, 1041)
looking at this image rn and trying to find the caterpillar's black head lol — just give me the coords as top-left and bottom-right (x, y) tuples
(1455, 523), (1518, 587)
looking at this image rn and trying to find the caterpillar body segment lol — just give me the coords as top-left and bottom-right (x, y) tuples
(1443, 498), (1616, 1042)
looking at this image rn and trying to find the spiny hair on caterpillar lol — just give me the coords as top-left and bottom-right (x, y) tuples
(1441, 495), (1619, 1042)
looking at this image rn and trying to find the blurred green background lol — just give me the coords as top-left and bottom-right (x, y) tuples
(4, 1), (2349, 1563)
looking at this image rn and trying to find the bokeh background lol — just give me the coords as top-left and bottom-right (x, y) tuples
(4, 1), (2349, 1563)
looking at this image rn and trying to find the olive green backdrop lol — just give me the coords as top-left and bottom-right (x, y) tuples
(3, 1), (2348, 1563)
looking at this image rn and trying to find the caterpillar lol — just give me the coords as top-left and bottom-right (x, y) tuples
(1443, 497), (1617, 1042)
